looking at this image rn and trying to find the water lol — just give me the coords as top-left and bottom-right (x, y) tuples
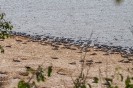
(0, 0), (133, 47)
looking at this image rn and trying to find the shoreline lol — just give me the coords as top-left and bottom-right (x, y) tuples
(8, 31), (133, 56)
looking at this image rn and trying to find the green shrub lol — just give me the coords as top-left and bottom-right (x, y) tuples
(15, 65), (52, 88)
(0, 13), (13, 53)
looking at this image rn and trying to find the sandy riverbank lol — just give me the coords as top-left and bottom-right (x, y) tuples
(0, 36), (133, 88)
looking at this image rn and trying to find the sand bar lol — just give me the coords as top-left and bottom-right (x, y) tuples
(0, 36), (133, 88)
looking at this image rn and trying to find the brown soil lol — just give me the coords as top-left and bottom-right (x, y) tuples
(0, 36), (133, 88)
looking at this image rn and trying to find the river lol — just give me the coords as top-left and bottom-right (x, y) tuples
(0, 0), (133, 47)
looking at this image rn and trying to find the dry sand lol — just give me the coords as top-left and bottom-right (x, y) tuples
(0, 36), (133, 88)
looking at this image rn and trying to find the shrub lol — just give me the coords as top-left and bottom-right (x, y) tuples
(0, 13), (13, 53)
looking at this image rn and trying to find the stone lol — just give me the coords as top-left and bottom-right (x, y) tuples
(13, 58), (21, 62)
(93, 46), (98, 49)
(128, 58), (133, 61)
(123, 60), (130, 63)
(77, 51), (82, 53)
(25, 66), (31, 70)
(51, 57), (59, 59)
(26, 40), (31, 42)
(118, 59), (124, 62)
(121, 55), (128, 58)
(52, 47), (58, 50)
(86, 62), (93, 65)
(79, 59), (84, 62)
(70, 48), (77, 50)
(103, 82), (110, 85)
(83, 49), (90, 52)
(108, 50), (114, 54)
(103, 52), (109, 55)
(22, 42), (27, 44)
(31, 39), (38, 42)
(16, 39), (22, 42)
(19, 72), (29, 76)
(93, 48), (98, 51)
(90, 53), (97, 55)
(69, 62), (76, 65)
(118, 59), (130, 63)
(0, 71), (6, 74)
(6, 45), (12, 47)
(60, 46), (66, 49)
(95, 61), (102, 64)
(40, 42), (47, 45)
(57, 71), (66, 75)
(86, 60), (93, 62)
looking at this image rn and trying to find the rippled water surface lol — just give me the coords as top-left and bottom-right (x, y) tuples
(0, 0), (133, 47)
